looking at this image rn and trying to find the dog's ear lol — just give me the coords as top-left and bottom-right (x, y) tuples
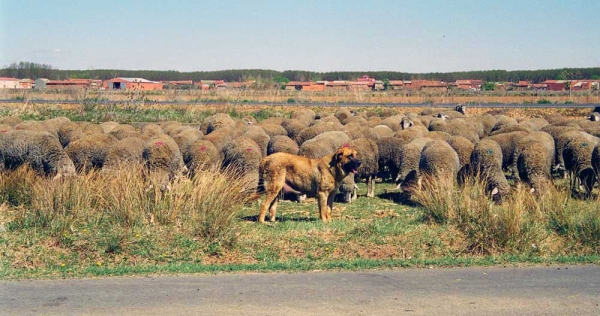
(331, 148), (345, 166)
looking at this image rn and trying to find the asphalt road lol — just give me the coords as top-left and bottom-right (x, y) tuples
(1, 265), (598, 315)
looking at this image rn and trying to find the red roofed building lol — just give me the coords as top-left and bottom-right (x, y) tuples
(407, 80), (448, 92)
(0, 77), (20, 89)
(103, 78), (162, 91)
(453, 79), (483, 91)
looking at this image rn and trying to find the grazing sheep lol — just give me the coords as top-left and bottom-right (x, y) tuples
(172, 128), (204, 164)
(295, 122), (341, 145)
(0, 124), (13, 133)
(371, 125), (395, 138)
(334, 108), (353, 123)
(376, 136), (409, 183)
(519, 117), (549, 131)
(489, 125), (532, 136)
(161, 121), (184, 135)
(426, 131), (453, 142)
(201, 113), (236, 134)
(343, 122), (379, 141)
(58, 122), (103, 148)
(267, 135), (299, 156)
(416, 140), (460, 191)
(492, 115), (518, 132)
(591, 143), (600, 193)
(204, 126), (241, 152)
(447, 136), (475, 169)
(396, 138), (432, 192)
(367, 116), (383, 128)
(143, 135), (186, 186)
(109, 124), (141, 140)
(469, 138), (511, 203)
(554, 130), (599, 176)
(259, 123), (288, 137)
(281, 118), (307, 140)
(188, 139), (222, 173)
(589, 112), (600, 122)
(242, 125), (270, 157)
(511, 131), (555, 185)
(394, 124), (428, 143)
(380, 115), (406, 132)
(99, 121), (120, 134)
(0, 116), (23, 126)
(0, 130), (75, 178)
(103, 137), (146, 169)
(221, 137), (263, 192)
(65, 133), (117, 171)
(291, 109), (316, 120)
(298, 131), (351, 159)
(14, 121), (49, 135)
(561, 132), (600, 196)
(348, 138), (379, 198)
(487, 131), (530, 172)
(140, 123), (165, 140)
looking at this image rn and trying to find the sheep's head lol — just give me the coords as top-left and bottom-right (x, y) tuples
(589, 112), (600, 122)
(456, 105), (467, 115)
(400, 117), (414, 130)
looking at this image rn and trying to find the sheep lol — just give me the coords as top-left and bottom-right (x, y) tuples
(259, 123), (288, 137)
(0, 130), (75, 178)
(489, 125), (532, 136)
(428, 119), (480, 143)
(204, 126), (241, 152)
(511, 131), (555, 186)
(260, 117), (285, 126)
(347, 138), (379, 198)
(426, 131), (453, 142)
(487, 131), (530, 173)
(367, 116), (383, 127)
(394, 124), (429, 143)
(476, 114), (497, 136)
(469, 138), (511, 203)
(0, 124), (13, 133)
(242, 116), (258, 125)
(396, 137), (432, 193)
(554, 130), (599, 176)
(99, 121), (120, 134)
(65, 133), (117, 171)
(376, 136), (409, 183)
(343, 122), (379, 141)
(371, 125), (395, 138)
(41, 117), (71, 137)
(380, 115), (406, 132)
(172, 127), (204, 165)
(14, 121), (49, 135)
(109, 124), (141, 140)
(416, 139), (460, 192)
(298, 131), (351, 159)
(291, 109), (316, 120)
(343, 115), (369, 126)
(380, 108), (397, 118)
(103, 137), (146, 169)
(160, 121), (184, 135)
(201, 113), (236, 134)
(58, 122), (104, 148)
(281, 119), (307, 140)
(447, 136), (474, 170)
(518, 117), (549, 131)
(591, 143), (600, 192)
(561, 132), (600, 196)
(334, 108), (353, 123)
(188, 139), (222, 173)
(267, 135), (299, 156)
(295, 122), (341, 145)
(492, 115), (518, 132)
(143, 135), (186, 188)
(242, 125), (270, 157)
(589, 112), (600, 122)
(221, 137), (263, 192)
(0, 116), (23, 126)
(140, 123), (165, 140)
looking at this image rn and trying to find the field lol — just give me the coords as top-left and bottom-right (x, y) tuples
(1, 92), (599, 280)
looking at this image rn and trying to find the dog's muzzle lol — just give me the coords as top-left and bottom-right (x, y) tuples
(349, 158), (362, 174)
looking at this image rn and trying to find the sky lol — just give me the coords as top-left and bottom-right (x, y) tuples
(1, 0), (599, 73)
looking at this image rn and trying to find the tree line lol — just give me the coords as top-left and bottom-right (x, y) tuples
(2, 61), (599, 83)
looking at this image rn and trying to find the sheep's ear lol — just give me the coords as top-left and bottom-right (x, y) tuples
(491, 187), (499, 195)
(530, 188), (536, 193)
(417, 177), (423, 189)
(53, 173), (63, 181)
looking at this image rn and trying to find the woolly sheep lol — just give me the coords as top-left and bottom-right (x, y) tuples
(201, 113), (236, 134)
(334, 108), (353, 123)
(109, 124), (141, 140)
(518, 117), (549, 131)
(561, 132), (600, 196)
(371, 125), (395, 138)
(281, 119), (307, 140)
(204, 126), (241, 152)
(188, 139), (222, 173)
(140, 123), (165, 140)
(348, 138), (379, 198)
(99, 121), (120, 134)
(396, 137), (432, 192)
(487, 131), (530, 172)
(447, 136), (474, 169)
(376, 136), (409, 183)
(221, 136), (263, 192)
(469, 138), (510, 203)
(0, 130), (75, 178)
(65, 133), (117, 171)
(143, 135), (186, 184)
(103, 137), (145, 169)
(172, 127), (204, 164)
(492, 115), (518, 132)
(298, 131), (351, 159)
(511, 131), (555, 185)
(416, 139), (460, 192)
(267, 135), (299, 156)
(242, 125), (270, 157)
(343, 122), (379, 141)
(0, 116), (22, 126)
(259, 123), (288, 137)
(295, 122), (342, 145)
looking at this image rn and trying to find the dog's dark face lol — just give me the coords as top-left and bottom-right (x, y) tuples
(333, 147), (362, 175)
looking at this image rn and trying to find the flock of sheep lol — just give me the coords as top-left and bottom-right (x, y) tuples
(1, 104), (600, 207)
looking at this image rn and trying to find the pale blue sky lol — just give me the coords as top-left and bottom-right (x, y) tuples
(1, 0), (598, 72)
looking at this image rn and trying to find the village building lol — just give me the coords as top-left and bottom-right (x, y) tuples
(452, 79), (483, 91)
(387, 80), (405, 90)
(407, 80), (448, 92)
(34, 78), (102, 90)
(0, 77), (20, 89)
(103, 78), (163, 91)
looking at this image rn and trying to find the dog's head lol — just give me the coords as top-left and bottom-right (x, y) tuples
(332, 146), (362, 175)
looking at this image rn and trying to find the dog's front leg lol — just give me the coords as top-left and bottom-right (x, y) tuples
(317, 191), (331, 222)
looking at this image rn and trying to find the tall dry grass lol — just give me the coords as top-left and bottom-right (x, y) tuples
(410, 174), (600, 255)
(0, 163), (255, 247)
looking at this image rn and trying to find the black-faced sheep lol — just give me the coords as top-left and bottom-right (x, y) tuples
(561, 132), (600, 196)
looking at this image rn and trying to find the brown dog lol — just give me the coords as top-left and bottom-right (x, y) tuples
(258, 146), (362, 223)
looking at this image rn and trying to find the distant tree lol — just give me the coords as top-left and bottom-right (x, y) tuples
(482, 82), (496, 91)
(382, 78), (391, 91)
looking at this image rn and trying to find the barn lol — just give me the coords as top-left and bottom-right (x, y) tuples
(103, 77), (163, 91)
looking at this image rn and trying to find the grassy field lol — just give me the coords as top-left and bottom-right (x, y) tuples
(0, 101), (599, 280)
